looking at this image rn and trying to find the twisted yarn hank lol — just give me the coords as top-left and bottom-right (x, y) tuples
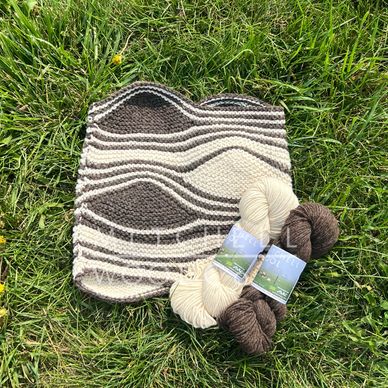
(218, 202), (339, 354)
(170, 177), (299, 328)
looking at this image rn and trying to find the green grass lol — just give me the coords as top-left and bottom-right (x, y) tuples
(0, 0), (387, 386)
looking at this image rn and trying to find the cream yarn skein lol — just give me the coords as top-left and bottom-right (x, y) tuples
(170, 177), (299, 329)
(170, 260), (217, 329)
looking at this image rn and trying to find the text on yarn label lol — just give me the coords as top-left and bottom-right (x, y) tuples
(252, 245), (306, 304)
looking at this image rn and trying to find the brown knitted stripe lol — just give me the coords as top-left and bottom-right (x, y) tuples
(80, 185), (236, 232)
(78, 214), (234, 244)
(92, 124), (287, 143)
(91, 83), (283, 114)
(90, 83), (284, 120)
(97, 92), (195, 135)
(87, 133), (289, 151)
(79, 175), (239, 213)
(77, 241), (219, 263)
(78, 165), (240, 205)
(199, 92), (280, 109)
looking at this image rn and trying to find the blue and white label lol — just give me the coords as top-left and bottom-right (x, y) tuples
(213, 224), (266, 281)
(252, 245), (306, 304)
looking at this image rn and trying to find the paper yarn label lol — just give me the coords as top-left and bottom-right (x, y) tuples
(213, 224), (266, 281)
(252, 245), (306, 304)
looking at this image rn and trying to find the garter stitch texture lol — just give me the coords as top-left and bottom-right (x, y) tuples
(73, 82), (292, 302)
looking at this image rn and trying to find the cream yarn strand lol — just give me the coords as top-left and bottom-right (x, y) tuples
(170, 177), (299, 329)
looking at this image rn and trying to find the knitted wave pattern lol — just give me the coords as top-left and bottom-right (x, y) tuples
(73, 82), (292, 302)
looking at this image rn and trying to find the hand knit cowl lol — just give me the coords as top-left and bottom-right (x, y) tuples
(73, 82), (291, 302)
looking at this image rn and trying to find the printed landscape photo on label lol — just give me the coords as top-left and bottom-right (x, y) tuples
(213, 225), (266, 281)
(252, 245), (306, 304)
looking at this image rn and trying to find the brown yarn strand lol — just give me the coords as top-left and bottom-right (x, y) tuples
(218, 202), (339, 355)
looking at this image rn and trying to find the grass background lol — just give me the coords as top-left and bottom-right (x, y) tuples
(0, 0), (387, 386)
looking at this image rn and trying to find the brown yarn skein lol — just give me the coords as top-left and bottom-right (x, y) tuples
(280, 202), (339, 260)
(218, 202), (339, 355)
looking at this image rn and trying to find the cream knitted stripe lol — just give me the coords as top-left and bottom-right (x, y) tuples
(78, 156), (292, 200)
(84, 140), (290, 169)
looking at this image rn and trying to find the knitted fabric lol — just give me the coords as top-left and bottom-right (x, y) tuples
(73, 82), (292, 302)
